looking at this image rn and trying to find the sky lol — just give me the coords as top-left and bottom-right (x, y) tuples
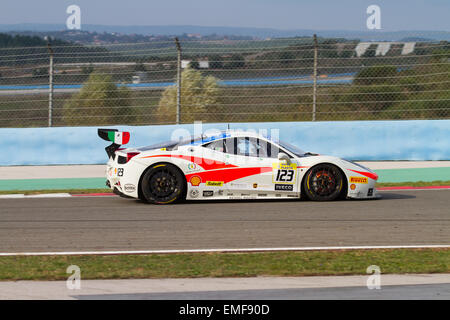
(0, 0), (449, 31)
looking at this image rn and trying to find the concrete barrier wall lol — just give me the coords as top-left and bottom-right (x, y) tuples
(1, 120), (449, 166)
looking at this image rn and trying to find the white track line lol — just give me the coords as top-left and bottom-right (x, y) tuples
(0, 193), (71, 199)
(0, 245), (449, 256)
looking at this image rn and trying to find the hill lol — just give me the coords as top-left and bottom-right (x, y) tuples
(0, 24), (449, 41)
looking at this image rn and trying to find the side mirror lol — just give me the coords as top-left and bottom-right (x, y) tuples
(278, 152), (291, 164)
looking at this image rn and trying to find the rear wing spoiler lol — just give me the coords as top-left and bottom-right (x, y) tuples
(98, 129), (130, 158)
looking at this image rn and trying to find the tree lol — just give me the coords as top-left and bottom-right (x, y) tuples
(156, 67), (220, 123)
(208, 55), (223, 69)
(63, 72), (133, 126)
(134, 63), (146, 72)
(224, 54), (245, 69)
(340, 85), (403, 114)
(354, 65), (398, 86)
(81, 64), (95, 75)
(188, 61), (200, 69)
(32, 67), (48, 78)
(278, 51), (295, 65)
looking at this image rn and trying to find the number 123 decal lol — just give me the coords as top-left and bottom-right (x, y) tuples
(272, 163), (297, 184)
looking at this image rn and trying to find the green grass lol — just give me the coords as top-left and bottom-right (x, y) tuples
(0, 249), (448, 281)
(376, 180), (450, 187)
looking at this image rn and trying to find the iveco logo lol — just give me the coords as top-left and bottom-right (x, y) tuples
(275, 184), (293, 191)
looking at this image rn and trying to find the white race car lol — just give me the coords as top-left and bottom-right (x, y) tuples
(98, 129), (379, 204)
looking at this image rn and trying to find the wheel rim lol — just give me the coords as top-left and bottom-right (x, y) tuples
(309, 167), (339, 197)
(148, 168), (179, 200)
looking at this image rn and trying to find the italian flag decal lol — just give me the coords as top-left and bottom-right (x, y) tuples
(107, 131), (130, 145)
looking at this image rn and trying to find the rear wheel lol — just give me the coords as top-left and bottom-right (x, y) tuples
(303, 164), (344, 201)
(141, 164), (186, 204)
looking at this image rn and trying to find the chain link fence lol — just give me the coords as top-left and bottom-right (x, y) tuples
(0, 36), (449, 127)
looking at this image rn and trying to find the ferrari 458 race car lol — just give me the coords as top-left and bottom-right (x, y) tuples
(99, 129), (379, 204)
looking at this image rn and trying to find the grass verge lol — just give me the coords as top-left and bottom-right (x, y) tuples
(0, 249), (448, 281)
(0, 181), (449, 196)
(376, 180), (450, 187)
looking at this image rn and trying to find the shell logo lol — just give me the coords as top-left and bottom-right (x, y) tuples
(190, 176), (202, 186)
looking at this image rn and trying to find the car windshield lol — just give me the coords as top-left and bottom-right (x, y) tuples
(278, 140), (306, 157)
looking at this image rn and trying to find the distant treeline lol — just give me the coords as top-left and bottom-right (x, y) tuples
(0, 33), (68, 48)
(0, 33), (115, 66)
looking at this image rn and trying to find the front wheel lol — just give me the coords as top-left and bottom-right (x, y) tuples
(303, 164), (344, 201)
(140, 164), (186, 204)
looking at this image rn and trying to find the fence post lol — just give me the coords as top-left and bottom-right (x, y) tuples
(174, 37), (182, 124)
(312, 34), (318, 121)
(46, 38), (54, 127)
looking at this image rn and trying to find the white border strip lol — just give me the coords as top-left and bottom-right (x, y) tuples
(0, 193), (71, 199)
(0, 245), (449, 256)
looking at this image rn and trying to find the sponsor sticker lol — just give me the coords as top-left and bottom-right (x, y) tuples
(350, 176), (368, 184)
(190, 175), (202, 186)
(189, 189), (199, 198)
(273, 163), (297, 184)
(253, 183), (258, 189)
(203, 190), (214, 197)
(206, 181), (224, 187)
(275, 184), (294, 191)
(187, 163), (197, 171)
(256, 184), (271, 189)
(230, 183), (248, 188)
(124, 184), (136, 193)
(117, 168), (124, 177)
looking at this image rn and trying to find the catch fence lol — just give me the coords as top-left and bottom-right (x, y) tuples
(0, 35), (448, 127)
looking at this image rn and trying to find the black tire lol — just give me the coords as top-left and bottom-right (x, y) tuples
(140, 163), (186, 204)
(303, 164), (344, 201)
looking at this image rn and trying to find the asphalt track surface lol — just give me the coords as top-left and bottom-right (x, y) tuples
(0, 190), (449, 253)
(74, 284), (450, 300)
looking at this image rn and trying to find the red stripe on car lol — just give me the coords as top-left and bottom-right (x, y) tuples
(347, 169), (379, 180)
(140, 154), (238, 171)
(186, 167), (273, 185)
